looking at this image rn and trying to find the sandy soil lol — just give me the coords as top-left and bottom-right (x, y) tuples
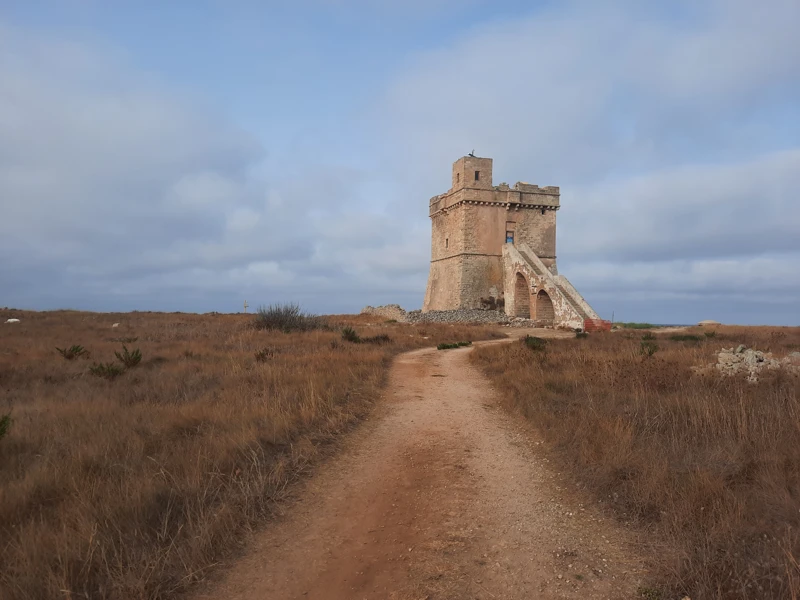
(196, 331), (648, 599)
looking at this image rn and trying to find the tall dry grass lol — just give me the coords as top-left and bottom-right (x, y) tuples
(472, 326), (800, 599)
(0, 309), (503, 599)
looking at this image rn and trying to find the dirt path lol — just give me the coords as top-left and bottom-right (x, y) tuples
(198, 335), (648, 599)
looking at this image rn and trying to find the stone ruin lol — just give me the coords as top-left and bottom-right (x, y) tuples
(693, 345), (800, 383)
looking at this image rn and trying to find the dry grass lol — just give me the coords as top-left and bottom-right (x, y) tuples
(472, 325), (800, 599)
(0, 308), (504, 600)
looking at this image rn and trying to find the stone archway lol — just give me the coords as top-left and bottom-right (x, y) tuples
(535, 290), (555, 325)
(514, 273), (530, 318)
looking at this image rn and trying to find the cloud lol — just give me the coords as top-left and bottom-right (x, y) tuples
(369, 0), (800, 322)
(1, 0), (798, 324)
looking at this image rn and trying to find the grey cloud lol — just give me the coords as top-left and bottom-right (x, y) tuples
(559, 150), (800, 263)
(367, 0), (800, 322)
(2, 1), (799, 322)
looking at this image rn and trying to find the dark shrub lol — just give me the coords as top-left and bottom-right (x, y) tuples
(0, 412), (10, 441)
(254, 347), (276, 361)
(523, 335), (547, 351)
(670, 334), (702, 343)
(362, 334), (392, 345)
(56, 345), (89, 360)
(341, 327), (361, 344)
(640, 340), (659, 357)
(114, 346), (142, 368)
(255, 303), (323, 332)
(89, 362), (125, 380)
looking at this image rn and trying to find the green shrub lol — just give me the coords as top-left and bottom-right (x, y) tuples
(0, 412), (11, 441)
(523, 335), (547, 351)
(576, 332), (589, 339)
(622, 322), (655, 329)
(670, 334), (702, 343)
(56, 345), (89, 360)
(362, 334), (392, 345)
(341, 327), (361, 343)
(89, 362), (125, 380)
(114, 346), (142, 368)
(437, 341), (472, 350)
(642, 332), (656, 341)
(704, 330), (717, 338)
(640, 340), (659, 357)
(255, 303), (323, 332)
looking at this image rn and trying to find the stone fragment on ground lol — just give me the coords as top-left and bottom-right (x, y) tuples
(692, 346), (800, 383)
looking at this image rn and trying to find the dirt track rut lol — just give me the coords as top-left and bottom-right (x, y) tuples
(198, 339), (647, 599)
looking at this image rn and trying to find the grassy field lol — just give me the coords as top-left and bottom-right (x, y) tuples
(472, 325), (800, 599)
(0, 308), (503, 600)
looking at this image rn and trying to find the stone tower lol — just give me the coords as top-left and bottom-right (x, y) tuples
(422, 155), (606, 330)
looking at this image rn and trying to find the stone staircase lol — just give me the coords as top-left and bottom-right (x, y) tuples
(515, 243), (608, 330)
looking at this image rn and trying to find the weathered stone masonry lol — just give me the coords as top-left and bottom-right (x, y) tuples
(423, 155), (606, 329)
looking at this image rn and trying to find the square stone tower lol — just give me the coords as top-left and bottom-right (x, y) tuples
(422, 155), (605, 329)
(423, 155), (560, 311)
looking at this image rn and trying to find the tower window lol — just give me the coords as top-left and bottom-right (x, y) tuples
(474, 170), (480, 181)
(456, 173), (460, 183)
(506, 231), (514, 244)
(445, 238), (449, 249)
(541, 208), (546, 215)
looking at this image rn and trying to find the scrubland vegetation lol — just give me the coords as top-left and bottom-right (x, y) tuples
(472, 326), (800, 599)
(0, 308), (502, 599)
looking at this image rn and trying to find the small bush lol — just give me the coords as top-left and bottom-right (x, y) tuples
(704, 330), (717, 338)
(437, 341), (472, 350)
(254, 347), (276, 362)
(89, 362), (125, 380)
(111, 337), (138, 344)
(362, 334), (392, 345)
(114, 346), (142, 368)
(385, 319), (398, 324)
(56, 345), (89, 360)
(670, 334), (702, 342)
(622, 322), (655, 329)
(254, 303), (323, 332)
(436, 342), (472, 350)
(341, 327), (361, 344)
(0, 412), (11, 441)
(576, 332), (589, 339)
(641, 331), (656, 341)
(640, 340), (659, 357)
(523, 335), (547, 351)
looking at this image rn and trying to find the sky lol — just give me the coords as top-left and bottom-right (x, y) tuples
(0, 0), (798, 324)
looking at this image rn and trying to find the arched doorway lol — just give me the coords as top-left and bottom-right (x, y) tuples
(535, 290), (555, 325)
(514, 273), (530, 318)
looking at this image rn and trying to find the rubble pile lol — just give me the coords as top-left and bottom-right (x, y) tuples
(360, 304), (409, 322)
(697, 345), (800, 383)
(406, 309), (511, 324)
